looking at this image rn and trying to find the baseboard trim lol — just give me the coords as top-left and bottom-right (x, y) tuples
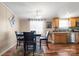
(0, 43), (16, 56)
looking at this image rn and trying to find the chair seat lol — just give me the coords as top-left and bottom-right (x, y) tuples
(40, 36), (46, 39)
(17, 36), (24, 39)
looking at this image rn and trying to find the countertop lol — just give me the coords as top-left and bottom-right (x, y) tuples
(52, 31), (79, 33)
(53, 31), (70, 33)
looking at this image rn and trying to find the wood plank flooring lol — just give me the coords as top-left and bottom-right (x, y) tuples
(2, 42), (79, 56)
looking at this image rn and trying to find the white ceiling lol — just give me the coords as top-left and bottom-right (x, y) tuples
(4, 2), (79, 19)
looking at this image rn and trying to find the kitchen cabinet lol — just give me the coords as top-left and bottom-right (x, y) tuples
(69, 17), (79, 27)
(52, 17), (59, 28)
(75, 32), (79, 43)
(53, 32), (69, 43)
(69, 18), (76, 27)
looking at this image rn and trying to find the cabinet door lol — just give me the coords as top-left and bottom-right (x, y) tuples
(54, 34), (61, 43)
(54, 33), (68, 43)
(75, 33), (79, 43)
(69, 18), (76, 27)
(52, 18), (59, 28)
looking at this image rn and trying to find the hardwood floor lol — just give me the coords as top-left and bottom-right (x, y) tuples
(43, 43), (79, 56)
(2, 42), (79, 56)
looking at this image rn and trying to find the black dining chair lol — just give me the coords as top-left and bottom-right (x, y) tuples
(23, 32), (36, 56)
(15, 31), (24, 48)
(31, 31), (36, 34)
(31, 31), (37, 42)
(40, 31), (50, 49)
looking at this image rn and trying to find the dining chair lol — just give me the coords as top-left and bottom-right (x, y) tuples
(31, 31), (36, 41)
(40, 31), (50, 49)
(15, 31), (24, 48)
(23, 32), (36, 56)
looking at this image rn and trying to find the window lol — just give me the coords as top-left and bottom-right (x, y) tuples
(30, 20), (44, 34)
(59, 19), (71, 29)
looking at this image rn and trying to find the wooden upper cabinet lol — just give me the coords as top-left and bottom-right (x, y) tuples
(69, 17), (79, 27)
(52, 17), (59, 28)
(52, 17), (79, 28)
(76, 17), (79, 22)
(69, 18), (76, 27)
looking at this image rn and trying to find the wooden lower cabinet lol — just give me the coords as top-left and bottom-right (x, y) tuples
(75, 32), (79, 43)
(53, 33), (69, 44)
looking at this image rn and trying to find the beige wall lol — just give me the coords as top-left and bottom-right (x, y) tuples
(0, 3), (19, 55)
(19, 19), (30, 32)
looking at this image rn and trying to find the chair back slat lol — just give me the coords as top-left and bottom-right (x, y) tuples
(45, 31), (50, 39)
